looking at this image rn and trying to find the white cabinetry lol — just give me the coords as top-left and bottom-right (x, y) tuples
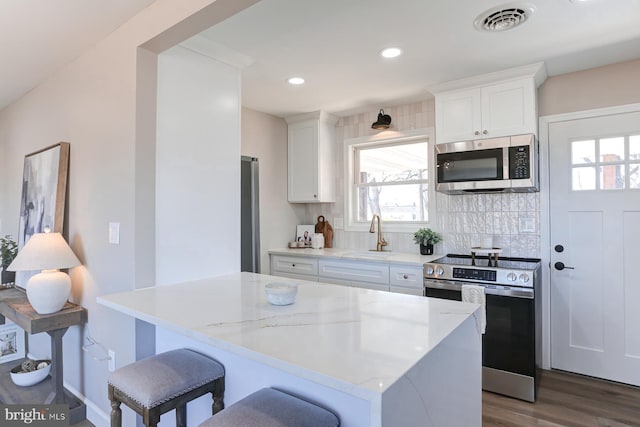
(318, 259), (390, 292)
(389, 265), (424, 296)
(270, 255), (318, 281)
(286, 111), (338, 203)
(433, 63), (546, 144)
(269, 254), (427, 295)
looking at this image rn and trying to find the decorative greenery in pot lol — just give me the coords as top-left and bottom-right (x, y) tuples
(413, 228), (442, 255)
(0, 235), (18, 284)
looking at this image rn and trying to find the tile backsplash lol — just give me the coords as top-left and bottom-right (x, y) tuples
(436, 192), (540, 258)
(305, 100), (541, 259)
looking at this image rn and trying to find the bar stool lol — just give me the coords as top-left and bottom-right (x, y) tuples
(108, 348), (225, 427)
(198, 388), (339, 427)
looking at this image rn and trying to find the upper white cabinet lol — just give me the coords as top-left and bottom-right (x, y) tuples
(433, 63), (547, 144)
(286, 111), (338, 203)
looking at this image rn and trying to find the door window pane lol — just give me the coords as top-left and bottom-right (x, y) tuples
(572, 167), (596, 191)
(630, 135), (640, 161)
(599, 165), (625, 190)
(572, 140), (595, 165)
(630, 163), (640, 189)
(600, 137), (624, 163)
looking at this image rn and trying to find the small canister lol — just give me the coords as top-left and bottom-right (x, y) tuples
(311, 233), (325, 249)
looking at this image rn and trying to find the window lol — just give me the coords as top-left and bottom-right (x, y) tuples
(345, 132), (434, 231)
(571, 134), (640, 191)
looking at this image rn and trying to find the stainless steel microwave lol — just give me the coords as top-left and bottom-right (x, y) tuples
(435, 134), (538, 194)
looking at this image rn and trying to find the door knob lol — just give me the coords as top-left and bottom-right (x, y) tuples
(554, 262), (574, 271)
(554, 245), (564, 253)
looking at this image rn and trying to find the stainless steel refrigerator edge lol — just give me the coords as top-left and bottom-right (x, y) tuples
(241, 156), (260, 273)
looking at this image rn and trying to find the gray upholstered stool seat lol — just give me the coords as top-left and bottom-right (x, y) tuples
(198, 388), (339, 427)
(108, 348), (225, 427)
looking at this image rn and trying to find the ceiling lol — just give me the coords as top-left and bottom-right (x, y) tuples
(0, 0), (156, 110)
(2, 0), (640, 118)
(196, 0), (640, 117)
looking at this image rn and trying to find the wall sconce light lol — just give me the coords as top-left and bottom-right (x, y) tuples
(7, 231), (81, 314)
(371, 109), (392, 130)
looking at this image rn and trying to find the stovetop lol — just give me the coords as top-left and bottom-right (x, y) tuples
(430, 254), (541, 271)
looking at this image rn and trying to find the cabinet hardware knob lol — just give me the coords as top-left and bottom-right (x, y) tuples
(292, 264), (296, 267)
(482, 130), (488, 134)
(403, 274), (408, 279)
(474, 131), (480, 136)
(313, 194), (317, 198)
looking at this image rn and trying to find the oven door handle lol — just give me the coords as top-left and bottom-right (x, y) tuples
(424, 279), (534, 299)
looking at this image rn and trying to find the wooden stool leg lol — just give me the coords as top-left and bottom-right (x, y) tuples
(110, 399), (122, 427)
(176, 404), (187, 427)
(212, 377), (225, 414)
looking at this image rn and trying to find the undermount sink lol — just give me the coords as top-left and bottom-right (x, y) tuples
(344, 251), (393, 259)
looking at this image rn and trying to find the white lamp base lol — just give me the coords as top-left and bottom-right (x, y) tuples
(26, 269), (71, 314)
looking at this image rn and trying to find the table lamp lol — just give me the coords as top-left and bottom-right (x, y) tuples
(7, 231), (80, 314)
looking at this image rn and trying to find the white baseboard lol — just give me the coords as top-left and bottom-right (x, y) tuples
(62, 380), (109, 427)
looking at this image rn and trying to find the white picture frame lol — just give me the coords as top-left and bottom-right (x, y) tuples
(0, 323), (26, 364)
(295, 225), (315, 247)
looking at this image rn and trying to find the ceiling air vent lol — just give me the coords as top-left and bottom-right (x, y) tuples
(474, 3), (536, 32)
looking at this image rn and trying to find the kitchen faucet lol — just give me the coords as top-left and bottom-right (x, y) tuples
(369, 214), (388, 252)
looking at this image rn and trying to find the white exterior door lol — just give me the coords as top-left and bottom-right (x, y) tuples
(549, 111), (640, 386)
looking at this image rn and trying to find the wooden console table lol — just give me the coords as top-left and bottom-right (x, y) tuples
(0, 287), (87, 424)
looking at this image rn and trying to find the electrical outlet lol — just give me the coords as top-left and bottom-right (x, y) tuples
(108, 350), (116, 372)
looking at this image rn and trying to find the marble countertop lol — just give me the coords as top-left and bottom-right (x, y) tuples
(98, 272), (479, 400)
(268, 247), (442, 266)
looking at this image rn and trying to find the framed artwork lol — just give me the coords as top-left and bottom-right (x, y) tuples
(16, 142), (70, 288)
(296, 224), (314, 247)
(0, 322), (26, 364)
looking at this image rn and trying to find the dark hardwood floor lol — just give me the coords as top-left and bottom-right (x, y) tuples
(483, 369), (640, 426)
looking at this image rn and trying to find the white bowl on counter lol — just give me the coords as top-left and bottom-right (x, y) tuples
(265, 282), (298, 306)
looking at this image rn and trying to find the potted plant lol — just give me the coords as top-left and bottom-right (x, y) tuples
(413, 228), (442, 255)
(1, 235), (18, 284)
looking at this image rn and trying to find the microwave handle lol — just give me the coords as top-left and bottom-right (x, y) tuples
(502, 147), (509, 180)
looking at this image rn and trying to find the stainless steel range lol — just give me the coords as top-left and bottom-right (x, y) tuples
(424, 254), (541, 402)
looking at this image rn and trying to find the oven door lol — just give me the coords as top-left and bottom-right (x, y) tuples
(424, 279), (536, 378)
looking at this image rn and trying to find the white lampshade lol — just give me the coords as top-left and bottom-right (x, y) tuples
(7, 232), (80, 314)
(8, 232), (80, 272)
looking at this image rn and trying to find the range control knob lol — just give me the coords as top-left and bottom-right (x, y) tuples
(519, 274), (530, 283)
(507, 272), (517, 282)
(426, 266), (434, 275)
(436, 267), (444, 276)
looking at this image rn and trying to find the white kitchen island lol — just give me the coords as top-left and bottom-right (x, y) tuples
(97, 272), (481, 427)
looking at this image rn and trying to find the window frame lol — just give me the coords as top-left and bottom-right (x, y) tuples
(344, 129), (436, 232)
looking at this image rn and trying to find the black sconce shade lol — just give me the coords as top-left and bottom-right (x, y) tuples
(371, 109), (392, 129)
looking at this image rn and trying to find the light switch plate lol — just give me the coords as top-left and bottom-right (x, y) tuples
(108, 222), (120, 245)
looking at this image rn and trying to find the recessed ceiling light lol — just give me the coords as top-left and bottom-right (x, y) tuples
(379, 47), (402, 59)
(287, 77), (305, 85)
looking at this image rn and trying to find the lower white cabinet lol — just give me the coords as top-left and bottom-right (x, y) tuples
(318, 259), (389, 292)
(389, 266), (424, 295)
(270, 255), (318, 281)
(269, 254), (425, 295)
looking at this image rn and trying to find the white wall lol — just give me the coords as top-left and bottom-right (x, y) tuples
(241, 107), (305, 273)
(156, 46), (241, 284)
(0, 1), (258, 425)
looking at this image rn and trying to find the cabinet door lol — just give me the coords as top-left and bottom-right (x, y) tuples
(480, 79), (536, 139)
(435, 88), (482, 143)
(389, 266), (423, 289)
(270, 255), (318, 277)
(318, 259), (389, 285)
(288, 122), (319, 202)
